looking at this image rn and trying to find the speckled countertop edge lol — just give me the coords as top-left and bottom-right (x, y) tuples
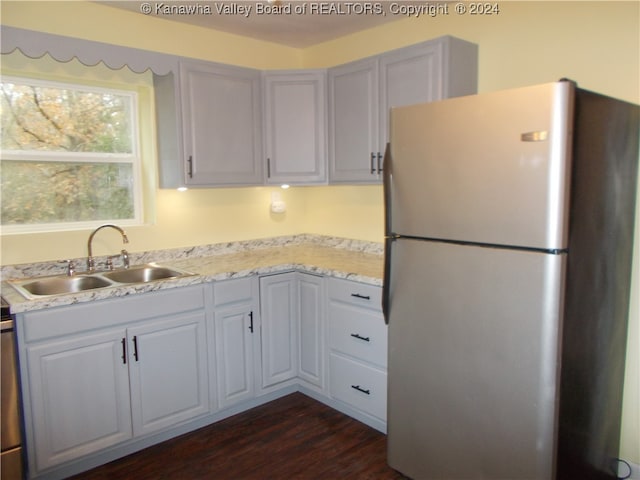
(1, 235), (383, 314)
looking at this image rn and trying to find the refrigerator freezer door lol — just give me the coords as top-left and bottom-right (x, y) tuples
(389, 81), (574, 250)
(387, 238), (566, 479)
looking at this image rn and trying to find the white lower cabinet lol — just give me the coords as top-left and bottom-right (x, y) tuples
(26, 328), (133, 471)
(127, 313), (209, 437)
(326, 278), (388, 425)
(329, 353), (387, 421)
(259, 272), (325, 392)
(213, 277), (260, 409)
(17, 273), (386, 478)
(297, 273), (325, 390)
(19, 286), (210, 475)
(259, 272), (299, 388)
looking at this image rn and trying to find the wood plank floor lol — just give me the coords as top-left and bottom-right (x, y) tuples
(70, 393), (408, 480)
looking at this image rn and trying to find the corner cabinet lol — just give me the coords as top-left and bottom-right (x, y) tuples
(179, 61), (264, 186)
(259, 272), (299, 387)
(18, 286), (210, 475)
(328, 35), (478, 183)
(262, 71), (328, 185)
(259, 272), (325, 393)
(297, 273), (325, 391)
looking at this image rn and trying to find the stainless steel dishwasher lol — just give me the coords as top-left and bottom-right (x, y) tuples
(1, 297), (23, 480)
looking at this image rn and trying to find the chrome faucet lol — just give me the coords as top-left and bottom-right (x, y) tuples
(87, 224), (129, 271)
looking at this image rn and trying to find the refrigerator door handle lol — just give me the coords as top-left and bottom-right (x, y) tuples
(382, 142), (393, 324)
(382, 236), (393, 324)
(383, 143), (392, 238)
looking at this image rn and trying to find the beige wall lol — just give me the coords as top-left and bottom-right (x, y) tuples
(1, 0), (638, 463)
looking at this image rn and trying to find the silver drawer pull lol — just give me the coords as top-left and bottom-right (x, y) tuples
(350, 333), (370, 342)
(351, 385), (370, 395)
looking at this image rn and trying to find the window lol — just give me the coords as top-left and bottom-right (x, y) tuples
(1, 75), (143, 233)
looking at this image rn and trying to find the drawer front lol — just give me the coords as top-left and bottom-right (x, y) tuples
(23, 285), (206, 343)
(327, 278), (381, 309)
(328, 302), (387, 367)
(329, 353), (387, 421)
(214, 276), (255, 307)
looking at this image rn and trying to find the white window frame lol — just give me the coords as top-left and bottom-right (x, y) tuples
(0, 75), (144, 234)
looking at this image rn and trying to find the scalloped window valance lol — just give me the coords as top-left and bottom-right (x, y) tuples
(1, 26), (180, 75)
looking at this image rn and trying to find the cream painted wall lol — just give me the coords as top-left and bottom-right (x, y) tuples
(1, 0), (638, 465)
(0, 1), (303, 69)
(303, 2), (639, 102)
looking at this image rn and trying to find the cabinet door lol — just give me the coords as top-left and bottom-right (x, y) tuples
(378, 42), (444, 152)
(259, 273), (298, 388)
(328, 58), (380, 183)
(213, 277), (260, 408)
(26, 329), (132, 471)
(378, 37), (478, 152)
(297, 273), (325, 389)
(128, 311), (209, 437)
(215, 305), (257, 408)
(180, 61), (263, 186)
(263, 71), (327, 185)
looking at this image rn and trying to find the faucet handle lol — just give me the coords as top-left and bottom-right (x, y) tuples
(105, 255), (121, 271)
(121, 249), (130, 269)
(60, 259), (76, 276)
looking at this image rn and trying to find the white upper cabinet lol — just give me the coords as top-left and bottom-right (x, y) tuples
(328, 36), (478, 183)
(328, 58), (380, 184)
(156, 37), (476, 187)
(179, 61), (263, 186)
(263, 71), (327, 185)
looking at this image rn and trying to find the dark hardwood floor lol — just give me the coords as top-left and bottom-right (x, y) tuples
(70, 393), (407, 480)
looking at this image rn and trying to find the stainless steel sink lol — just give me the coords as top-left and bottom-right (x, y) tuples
(13, 275), (113, 297)
(8, 263), (195, 300)
(102, 265), (188, 284)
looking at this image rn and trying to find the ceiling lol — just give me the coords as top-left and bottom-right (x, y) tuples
(98, 1), (411, 48)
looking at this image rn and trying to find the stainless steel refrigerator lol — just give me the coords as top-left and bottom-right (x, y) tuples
(382, 80), (639, 480)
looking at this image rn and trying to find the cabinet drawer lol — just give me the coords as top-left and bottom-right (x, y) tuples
(23, 286), (206, 343)
(328, 302), (387, 367)
(329, 353), (386, 421)
(327, 278), (381, 308)
(214, 277), (255, 307)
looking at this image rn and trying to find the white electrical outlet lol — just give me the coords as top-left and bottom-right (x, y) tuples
(270, 192), (286, 214)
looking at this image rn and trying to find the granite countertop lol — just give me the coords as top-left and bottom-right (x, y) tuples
(1, 236), (384, 314)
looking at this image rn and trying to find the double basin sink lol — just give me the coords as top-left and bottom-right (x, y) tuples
(9, 263), (195, 300)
